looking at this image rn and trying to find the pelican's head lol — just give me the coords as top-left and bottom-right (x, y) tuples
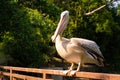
(51, 10), (69, 42)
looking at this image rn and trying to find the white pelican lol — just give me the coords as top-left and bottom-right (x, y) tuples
(51, 10), (104, 75)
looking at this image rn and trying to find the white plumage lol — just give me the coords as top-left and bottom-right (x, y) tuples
(51, 10), (104, 75)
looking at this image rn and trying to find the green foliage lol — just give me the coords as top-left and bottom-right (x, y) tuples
(0, 0), (56, 67)
(0, 43), (8, 64)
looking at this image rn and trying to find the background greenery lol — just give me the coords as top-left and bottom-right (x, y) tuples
(0, 0), (120, 73)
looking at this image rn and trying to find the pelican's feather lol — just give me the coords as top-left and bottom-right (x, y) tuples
(71, 38), (104, 60)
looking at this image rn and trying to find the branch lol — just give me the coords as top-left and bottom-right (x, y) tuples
(84, 0), (115, 16)
(85, 4), (106, 16)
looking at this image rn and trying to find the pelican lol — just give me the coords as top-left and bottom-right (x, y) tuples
(51, 10), (104, 75)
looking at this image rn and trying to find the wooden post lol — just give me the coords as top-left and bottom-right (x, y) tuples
(10, 68), (12, 80)
(0, 71), (4, 80)
(43, 73), (46, 80)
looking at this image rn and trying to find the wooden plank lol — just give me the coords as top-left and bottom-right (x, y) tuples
(75, 72), (120, 80)
(2, 72), (42, 80)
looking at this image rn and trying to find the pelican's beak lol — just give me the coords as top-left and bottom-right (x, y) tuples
(52, 14), (68, 42)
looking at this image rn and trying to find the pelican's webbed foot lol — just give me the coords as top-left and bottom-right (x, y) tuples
(63, 63), (74, 75)
(70, 70), (78, 76)
(63, 70), (71, 75)
(63, 70), (78, 76)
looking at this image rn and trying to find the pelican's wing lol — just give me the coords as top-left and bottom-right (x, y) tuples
(71, 38), (104, 60)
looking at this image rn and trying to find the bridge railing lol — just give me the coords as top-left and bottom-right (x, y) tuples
(0, 66), (120, 80)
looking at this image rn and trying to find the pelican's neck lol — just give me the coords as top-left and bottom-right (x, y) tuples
(56, 34), (62, 42)
(52, 11), (69, 43)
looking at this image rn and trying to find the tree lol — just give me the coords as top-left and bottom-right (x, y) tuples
(0, 0), (56, 67)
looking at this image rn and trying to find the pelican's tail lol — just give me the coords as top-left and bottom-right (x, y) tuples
(97, 58), (104, 67)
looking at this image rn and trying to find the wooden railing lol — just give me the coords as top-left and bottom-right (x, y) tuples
(0, 66), (120, 80)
